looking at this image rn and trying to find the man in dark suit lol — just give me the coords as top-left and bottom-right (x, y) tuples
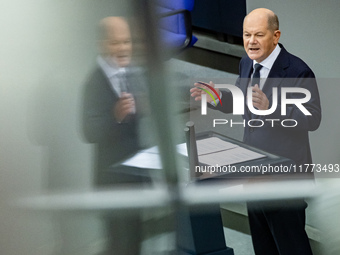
(82, 16), (142, 185)
(82, 17), (147, 255)
(191, 8), (321, 255)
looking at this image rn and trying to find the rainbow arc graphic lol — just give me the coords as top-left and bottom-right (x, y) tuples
(196, 82), (222, 106)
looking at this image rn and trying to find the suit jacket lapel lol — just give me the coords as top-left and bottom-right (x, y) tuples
(238, 58), (253, 119)
(239, 58), (253, 94)
(262, 44), (289, 100)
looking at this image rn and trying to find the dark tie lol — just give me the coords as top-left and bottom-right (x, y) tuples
(117, 71), (128, 95)
(251, 63), (263, 87)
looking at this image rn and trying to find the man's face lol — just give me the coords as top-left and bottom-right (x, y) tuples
(243, 14), (280, 63)
(103, 23), (132, 67)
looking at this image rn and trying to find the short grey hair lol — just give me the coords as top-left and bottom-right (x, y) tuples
(267, 13), (279, 31)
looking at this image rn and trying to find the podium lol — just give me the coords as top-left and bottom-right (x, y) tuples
(178, 123), (295, 255)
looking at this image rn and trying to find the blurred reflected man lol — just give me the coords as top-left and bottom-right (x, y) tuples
(83, 17), (141, 185)
(82, 17), (146, 255)
(191, 8), (321, 255)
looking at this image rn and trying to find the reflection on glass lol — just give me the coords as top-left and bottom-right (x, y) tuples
(81, 16), (155, 254)
(82, 16), (151, 187)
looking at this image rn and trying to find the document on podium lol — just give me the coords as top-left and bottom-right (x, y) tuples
(196, 137), (238, 155)
(196, 137), (266, 166)
(120, 137), (266, 169)
(121, 147), (162, 169)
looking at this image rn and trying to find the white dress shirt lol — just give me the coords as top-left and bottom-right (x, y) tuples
(251, 44), (281, 89)
(97, 55), (127, 97)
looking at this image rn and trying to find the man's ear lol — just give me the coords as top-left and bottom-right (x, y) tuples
(274, 30), (281, 44)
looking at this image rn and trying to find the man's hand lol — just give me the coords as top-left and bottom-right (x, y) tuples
(251, 85), (269, 110)
(190, 81), (220, 103)
(113, 92), (135, 122)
